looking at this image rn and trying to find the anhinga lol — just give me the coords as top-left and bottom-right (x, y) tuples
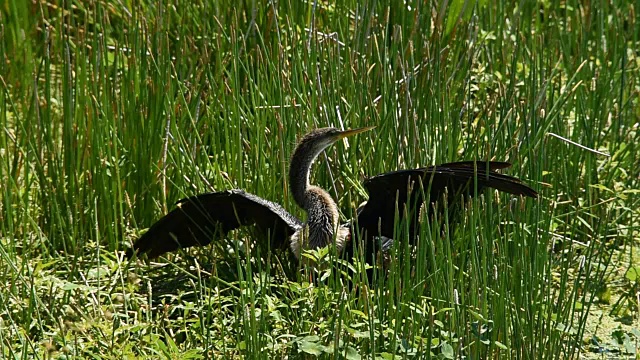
(129, 127), (537, 265)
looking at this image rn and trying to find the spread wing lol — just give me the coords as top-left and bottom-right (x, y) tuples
(128, 189), (303, 259)
(355, 161), (537, 242)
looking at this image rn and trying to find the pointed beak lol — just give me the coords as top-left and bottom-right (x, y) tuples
(336, 126), (376, 139)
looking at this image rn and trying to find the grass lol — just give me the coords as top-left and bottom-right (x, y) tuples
(1, 0), (638, 358)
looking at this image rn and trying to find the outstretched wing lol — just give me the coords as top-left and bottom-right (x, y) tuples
(356, 161), (537, 241)
(129, 189), (303, 259)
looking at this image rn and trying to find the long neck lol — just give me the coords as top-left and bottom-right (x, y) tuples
(289, 142), (341, 250)
(289, 142), (318, 208)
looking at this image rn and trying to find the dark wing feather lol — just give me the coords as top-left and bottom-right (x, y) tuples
(436, 160), (513, 171)
(356, 161), (537, 241)
(129, 189), (302, 259)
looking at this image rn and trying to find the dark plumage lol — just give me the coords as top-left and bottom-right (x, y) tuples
(128, 127), (537, 267)
(127, 190), (302, 259)
(357, 161), (537, 241)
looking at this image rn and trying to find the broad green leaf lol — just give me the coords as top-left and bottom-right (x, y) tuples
(299, 341), (323, 356)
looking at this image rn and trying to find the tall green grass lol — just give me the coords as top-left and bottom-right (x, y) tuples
(1, 0), (638, 358)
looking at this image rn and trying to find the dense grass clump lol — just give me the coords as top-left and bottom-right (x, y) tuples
(1, 0), (638, 358)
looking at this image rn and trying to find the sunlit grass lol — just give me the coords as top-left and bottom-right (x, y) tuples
(1, 0), (638, 358)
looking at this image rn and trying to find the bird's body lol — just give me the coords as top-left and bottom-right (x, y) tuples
(128, 127), (537, 268)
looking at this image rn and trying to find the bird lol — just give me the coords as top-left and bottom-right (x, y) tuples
(127, 126), (537, 268)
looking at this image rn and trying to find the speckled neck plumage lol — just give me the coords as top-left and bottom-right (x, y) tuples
(288, 129), (342, 256)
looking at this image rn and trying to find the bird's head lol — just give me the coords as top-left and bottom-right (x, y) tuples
(296, 126), (376, 156)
